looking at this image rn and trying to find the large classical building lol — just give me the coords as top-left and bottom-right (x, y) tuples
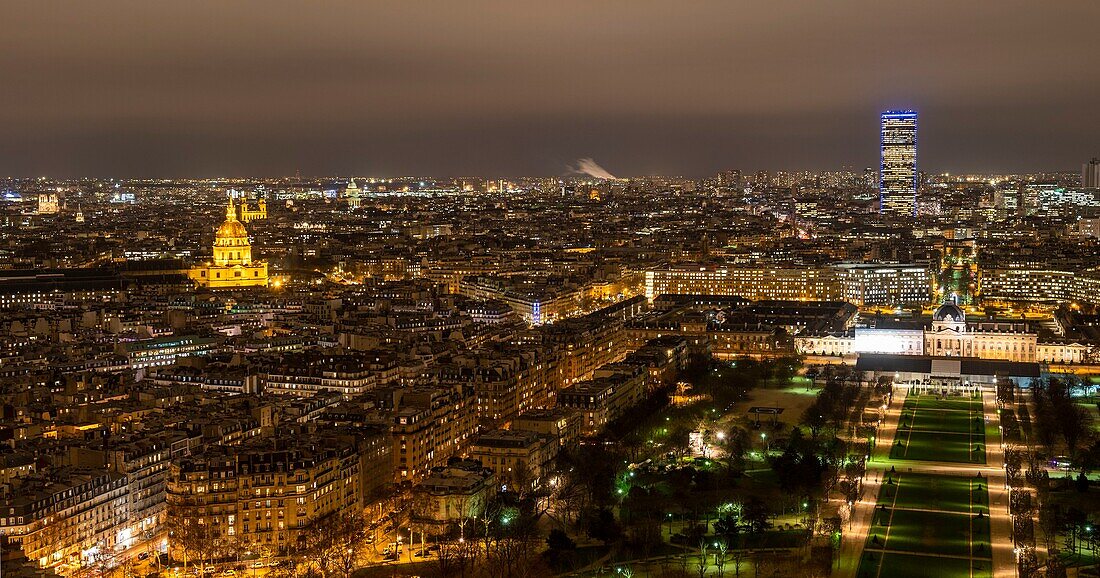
(238, 196), (267, 222)
(189, 197), (269, 288)
(796, 302), (1090, 364)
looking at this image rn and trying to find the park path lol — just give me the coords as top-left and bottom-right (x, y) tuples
(981, 388), (1017, 578)
(833, 386), (908, 578)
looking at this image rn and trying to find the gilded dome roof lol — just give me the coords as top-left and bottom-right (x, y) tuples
(216, 218), (249, 239)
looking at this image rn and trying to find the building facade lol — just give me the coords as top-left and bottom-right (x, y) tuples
(189, 197), (269, 289)
(879, 110), (918, 218)
(165, 435), (362, 552)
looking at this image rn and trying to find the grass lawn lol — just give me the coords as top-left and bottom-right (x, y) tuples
(890, 395), (986, 464)
(857, 551), (993, 578)
(878, 472), (990, 514)
(857, 420), (994, 578)
(903, 395), (982, 412)
(901, 408), (983, 434)
(890, 429), (985, 464)
(867, 509), (989, 558)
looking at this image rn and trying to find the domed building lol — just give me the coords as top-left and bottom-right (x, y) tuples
(933, 301), (965, 324)
(189, 196), (269, 288)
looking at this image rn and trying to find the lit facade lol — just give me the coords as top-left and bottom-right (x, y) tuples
(0, 469), (128, 574)
(981, 267), (1100, 305)
(165, 437), (362, 552)
(644, 265), (842, 302)
(644, 263), (930, 306)
(879, 110), (918, 218)
(344, 178), (361, 209)
(238, 197), (267, 222)
(798, 303), (1045, 363)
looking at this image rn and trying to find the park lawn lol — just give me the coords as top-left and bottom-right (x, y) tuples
(902, 408), (982, 434)
(1055, 547), (1100, 570)
(877, 472), (990, 514)
(866, 508), (989, 558)
(890, 429), (985, 464)
(856, 551), (993, 578)
(903, 395), (982, 413)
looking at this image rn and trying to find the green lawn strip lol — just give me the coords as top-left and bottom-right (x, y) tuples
(857, 551), (992, 578)
(892, 399), (987, 464)
(905, 409), (982, 434)
(875, 508), (981, 558)
(881, 472), (988, 515)
(904, 395), (982, 413)
(890, 430), (984, 464)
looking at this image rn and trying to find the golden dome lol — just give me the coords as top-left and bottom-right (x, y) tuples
(216, 219), (249, 239)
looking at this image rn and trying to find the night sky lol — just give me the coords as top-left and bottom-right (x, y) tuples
(2, 1), (1098, 178)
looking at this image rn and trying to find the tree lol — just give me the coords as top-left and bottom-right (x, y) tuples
(582, 507), (622, 545)
(165, 505), (223, 578)
(714, 514), (742, 543)
(546, 528), (576, 552)
(696, 540), (710, 578)
(741, 497), (771, 535)
(327, 513), (369, 578)
(730, 548), (748, 577)
(801, 404), (827, 440)
(713, 539), (729, 578)
(668, 424), (694, 459)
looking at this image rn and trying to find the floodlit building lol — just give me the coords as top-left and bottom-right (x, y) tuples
(798, 303), (1043, 363)
(879, 110), (918, 218)
(188, 196), (269, 289)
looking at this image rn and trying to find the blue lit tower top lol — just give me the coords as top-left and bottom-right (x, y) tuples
(879, 110), (918, 218)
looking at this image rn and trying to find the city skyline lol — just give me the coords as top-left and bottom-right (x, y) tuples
(3, 4), (1100, 578)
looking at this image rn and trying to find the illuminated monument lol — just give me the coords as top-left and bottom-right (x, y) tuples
(344, 178), (361, 210)
(189, 196), (269, 288)
(879, 110), (918, 218)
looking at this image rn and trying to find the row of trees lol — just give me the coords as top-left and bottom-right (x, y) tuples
(166, 507), (371, 578)
(1031, 377), (1094, 459)
(800, 375), (863, 440)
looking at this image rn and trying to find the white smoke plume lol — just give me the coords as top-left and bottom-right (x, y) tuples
(568, 158), (618, 180)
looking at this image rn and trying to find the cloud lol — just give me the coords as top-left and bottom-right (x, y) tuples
(568, 158), (618, 180)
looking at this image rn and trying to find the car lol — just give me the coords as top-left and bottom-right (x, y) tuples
(250, 562), (264, 569)
(1052, 456), (1074, 469)
(223, 570), (237, 576)
(138, 552), (150, 561)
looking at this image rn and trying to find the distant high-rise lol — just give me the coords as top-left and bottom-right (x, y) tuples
(879, 110), (918, 217)
(1083, 157), (1100, 189)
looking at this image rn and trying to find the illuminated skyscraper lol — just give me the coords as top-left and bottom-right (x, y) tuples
(879, 110), (918, 217)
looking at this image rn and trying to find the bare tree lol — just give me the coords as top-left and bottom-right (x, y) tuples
(713, 539), (728, 578)
(166, 504), (223, 578)
(696, 540), (709, 577)
(730, 548), (747, 577)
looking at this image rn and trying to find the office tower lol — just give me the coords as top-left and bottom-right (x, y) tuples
(1083, 157), (1100, 189)
(879, 110), (918, 217)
